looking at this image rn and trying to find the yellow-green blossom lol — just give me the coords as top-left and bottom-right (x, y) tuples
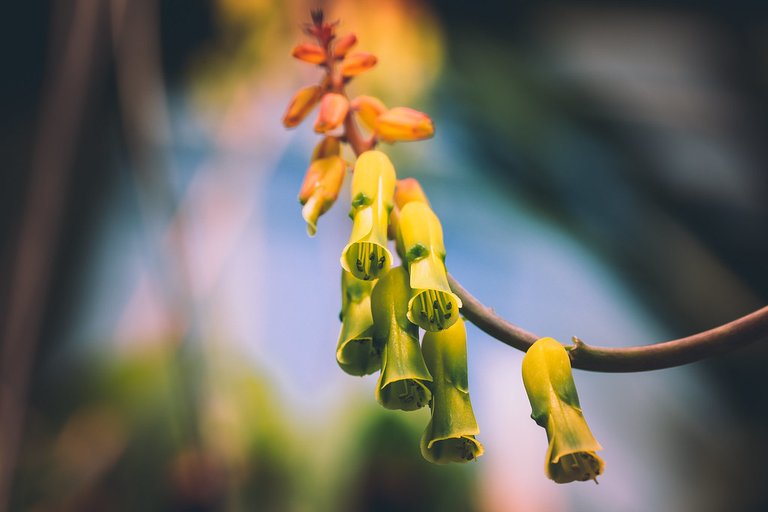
(522, 337), (604, 483)
(420, 318), (484, 464)
(372, 266), (432, 411)
(340, 150), (396, 281)
(336, 270), (381, 376)
(398, 201), (461, 331)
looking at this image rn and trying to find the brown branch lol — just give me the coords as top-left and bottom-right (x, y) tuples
(339, 101), (768, 373)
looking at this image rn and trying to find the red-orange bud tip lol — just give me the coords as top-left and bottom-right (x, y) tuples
(314, 93), (350, 133)
(292, 43), (327, 65)
(333, 33), (358, 59)
(340, 52), (378, 77)
(395, 178), (429, 209)
(375, 107), (435, 142)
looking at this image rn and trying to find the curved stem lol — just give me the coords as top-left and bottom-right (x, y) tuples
(341, 111), (768, 373)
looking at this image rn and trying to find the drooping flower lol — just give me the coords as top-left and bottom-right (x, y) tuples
(336, 270), (381, 376)
(397, 201), (461, 331)
(522, 337), (604, 484)
(350, 95), (387, 133)
(420, 318), (484, 464)
(375, 107), (434, 142)
(314, 93), (350, 133)
(372, 266), (432, 411)
(340, 150), (396, 281)
(340, 52), (378, 77)
(297, 153), (346, 236)
(283, 85), (322, 128)
(292, 42), (327, 64)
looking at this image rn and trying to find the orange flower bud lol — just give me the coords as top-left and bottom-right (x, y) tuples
(311, 136), (341, 161)
(340, 52), (378, 77)
(395, 178), (429, 209)
(375, 107), (435, 142)
(292, 43), (326, 65)
(283, 85), (322, 128)
(333, 33), (358, 59)
(314, 93), (349, 133)
(298, 156), (346, 236)
(350, 95), (387, 132)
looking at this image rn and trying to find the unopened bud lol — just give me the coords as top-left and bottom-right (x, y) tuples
(350, 95), (387, 132)
(340, 52), (378, 77)
(375, 107), (435, 142)
(292, 43), (326, 65)
(395, 178), (429, 209)
(333, 33), (358, 59)
(311, 136), (341, 161)
(314, 93), (349, 133)
(283, 85), (322, 128)
(299, 156), (346, 236)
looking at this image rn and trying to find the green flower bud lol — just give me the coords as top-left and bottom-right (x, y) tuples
(398, 201), (462, 332)
(420, 318), (484, 464)
(340, 151), (396, 281)
(522, 337), (604, 483)
(372, 266), (432, 411)
(336, 270), (381, 376)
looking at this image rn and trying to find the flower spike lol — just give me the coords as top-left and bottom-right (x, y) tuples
(283, 85), (322, 128)
(375, 107), (434, 142)
(397, 201), (462, 331)
(522, 338), (604, 484)
(336, 270), (381, 376)
(372, 266), (432, 411)
(420, 318), (484, 464)
(298, 155), (346, 236)
(340, 150), (396, 281)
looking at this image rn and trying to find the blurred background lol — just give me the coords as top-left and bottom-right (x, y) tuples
(2, 0), (767, 510)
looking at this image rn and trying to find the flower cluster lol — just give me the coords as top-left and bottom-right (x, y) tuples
(283, 11), (603, 480)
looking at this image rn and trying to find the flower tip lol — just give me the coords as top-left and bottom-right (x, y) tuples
(333, 33), (358, 58)
(375, 107), (434, 143)
(283, 85), (322, 128)
(292, 42), (326, 64)
(340, 52), (378, 77)
(421, 434), (484, 465)
(314, 93), (350, 133)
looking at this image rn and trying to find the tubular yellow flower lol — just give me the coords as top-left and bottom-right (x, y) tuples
(375, 107), (435, 143)
(398, 201), (461, 331)
(314, 93), (349, 133)
(292, 42), (327, 65)
(336, 270), (381, 376)
(372, 266), (432, 411)
(420, 318), (484, 464)
(522, 338), (605, 484)
(340, 150), (396, 281)
(298, 155), (346, 236)
(332, 33), (358, 59)
(282, 85), (322, 128)
(340, 52), (378, 77)
(388, 177), (429, 245)
(350, 95), (387, 133)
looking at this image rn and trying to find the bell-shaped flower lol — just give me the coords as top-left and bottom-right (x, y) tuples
(283, 85), (322, 128)
(350, 95), (387, 133)
(522, 337), (604, 484)
(314, 93), (349, 133)
(420, 318), (484, 464)
(340, 52), (378, 77)
(292, 42), (327, 65)
(398, 201), (461, 331)
(333, 33), (357, 59)
(375, 107), (434, 143)
(298, 154), (346, 236)
(336, 270), (381, 376)
(340, 150), (396, 281)
(372, 266), (432, 411)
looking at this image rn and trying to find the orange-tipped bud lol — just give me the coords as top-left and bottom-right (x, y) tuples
(314, 93), (349, 133)
(311, 136), (341, 161)
(283, 85), (322, 128)
(340, 52), (378, 77)
(292, 43), (326, 65)
(333, 33), (358, 59)
(375, 107), (435, 142)
(350, 95), (387, 132)
(395, 178), (429, 209)
(298, 156), (347, 236)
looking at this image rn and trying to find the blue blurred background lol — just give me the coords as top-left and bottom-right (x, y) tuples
(1, 0), (767, 510)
